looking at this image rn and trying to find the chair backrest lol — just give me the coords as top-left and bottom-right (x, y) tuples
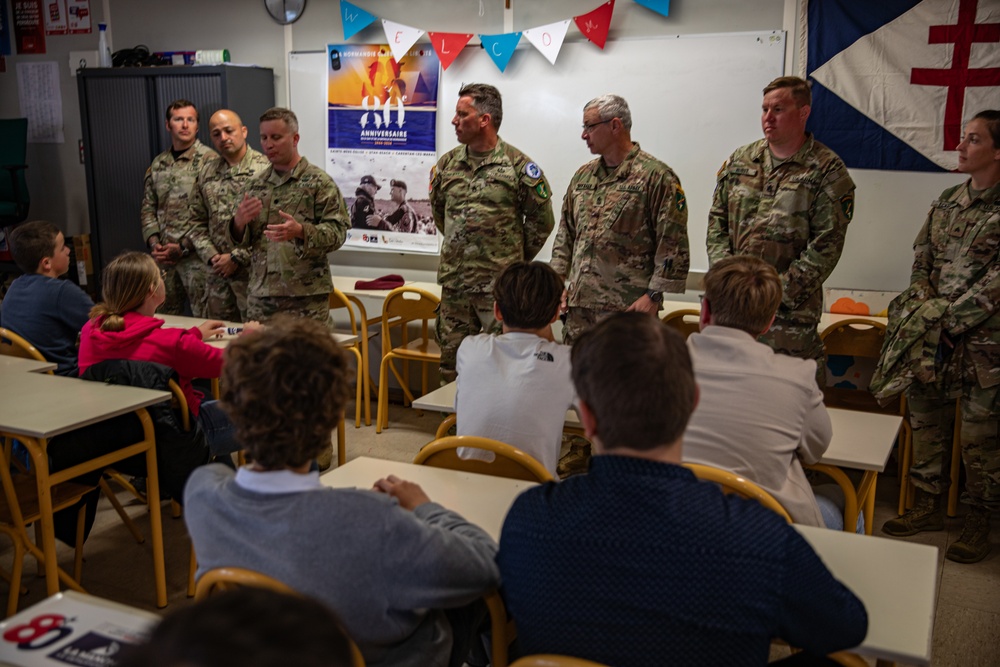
(194, 567), (366, 667)
(329, 287), (360, 336)
(414, 436), (554, 483)
(821, 318), (899, 414)
(682, 462), (793, 523)
(0, 327), (45, 362)
(510, 656), (611, 667)
(380, 287), (440, 354)
(661, 309), (701, 340)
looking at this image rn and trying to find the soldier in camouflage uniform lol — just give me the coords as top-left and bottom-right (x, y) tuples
(707, 77), (855, 384)
(189, 109), (270, 321)
(369, 179), (418, 234)
(431, 83), (554, 382)
(551, 94), (690, 345)
(878, 110), (1000, 564)
(229, 108), (349, 326)
(140, 100), (216, 316)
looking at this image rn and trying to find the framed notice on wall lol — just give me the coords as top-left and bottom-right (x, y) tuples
(326, 43), (441, 254)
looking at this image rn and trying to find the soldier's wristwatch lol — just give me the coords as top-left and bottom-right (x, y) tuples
(646, 290), (663, 304)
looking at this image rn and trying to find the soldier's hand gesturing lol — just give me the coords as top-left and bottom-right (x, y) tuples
(234, 193), (263, 227)
(264, 210), (304, 243)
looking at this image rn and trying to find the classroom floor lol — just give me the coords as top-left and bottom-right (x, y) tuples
(2, 400), (999, 666)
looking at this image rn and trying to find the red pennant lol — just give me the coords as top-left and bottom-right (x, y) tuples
(428, 32), (473, 70)
(574, 0), (615, 50)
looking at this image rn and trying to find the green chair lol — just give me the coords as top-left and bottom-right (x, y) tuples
(0, 118), (30, 227)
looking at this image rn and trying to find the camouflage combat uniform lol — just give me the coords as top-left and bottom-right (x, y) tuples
(140, 141), (216, 316)
(707, 135), (855, 378)
(551, 143), (690, 344)
(430, 138), (554, 381)
(189, 147), (270, 321)
(380, 201), (418, 234)
(890, 181), (1000, 508)
(228, 157), (349, 325)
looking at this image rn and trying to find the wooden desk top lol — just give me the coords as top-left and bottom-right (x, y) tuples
(0, 356), (57, 374)
(0, 373), (169, 439)
(412, 383), (899, 473)
(320, 456), (535, 541)
(157, 314), (358, 348)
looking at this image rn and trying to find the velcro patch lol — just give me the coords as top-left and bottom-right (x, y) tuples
(524, 162), (542, 179)
(840, 194), (854, 220)
(675, 186), (687, 212)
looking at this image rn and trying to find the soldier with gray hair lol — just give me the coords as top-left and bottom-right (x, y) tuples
(875, 110), (1000, 564)
(551, 93), (690, 344)
(430, 83), (555, 382)
(707, 76), (856, 384)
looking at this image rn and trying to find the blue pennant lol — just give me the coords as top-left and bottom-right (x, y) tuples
(479, 32), (522, 73)
(633, 0), (670, 17)
(340, 0), (378, 40)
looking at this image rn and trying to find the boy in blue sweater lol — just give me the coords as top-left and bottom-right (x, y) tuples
(1, 221), (93, 375)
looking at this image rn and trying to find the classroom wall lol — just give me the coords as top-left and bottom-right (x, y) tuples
(0, 0), (957, 292)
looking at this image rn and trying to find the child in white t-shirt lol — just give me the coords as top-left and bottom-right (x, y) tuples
(456, 261), (575, 475)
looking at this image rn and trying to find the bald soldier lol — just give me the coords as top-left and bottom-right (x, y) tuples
(707, 76), (855, 382)
(189, 109), (270, 320)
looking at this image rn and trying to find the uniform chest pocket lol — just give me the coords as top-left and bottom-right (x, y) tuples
(770, 175), (819, 219)
(606, 188), (646, 238)
(964, 214), (1000, 263)
(273, 191), (309, 221)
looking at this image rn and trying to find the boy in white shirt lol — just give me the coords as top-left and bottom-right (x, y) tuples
(456, 261), (575, 475)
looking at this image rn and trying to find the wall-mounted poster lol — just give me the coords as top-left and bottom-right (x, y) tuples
(327, 43), (440, 254)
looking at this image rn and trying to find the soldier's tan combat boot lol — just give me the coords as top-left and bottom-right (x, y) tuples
(882, 488), (944, 536)
(946, 506), (992, 564)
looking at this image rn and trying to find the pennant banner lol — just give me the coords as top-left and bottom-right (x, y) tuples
(523, 20), (570, 65)
(633, 0), (670, 18)
(479, 32), (522, 72)
(382, 19), (424, 63)
(575, 0), (615, 50)
(340, 0), (377, 40)
(428, 31), (473, 71)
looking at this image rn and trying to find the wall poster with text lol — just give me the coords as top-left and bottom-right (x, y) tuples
(327, 44), (441, 254)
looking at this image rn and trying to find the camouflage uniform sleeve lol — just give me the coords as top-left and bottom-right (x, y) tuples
(187, 182), (220, 264)
(518, 166), (555, 261)
(140, 166), (160, 244)
(705, 160), (734, 264)
(550, 182), (576, 280)
(650, 171), (689, 294)
(781, 165), (855, 310)
(908, 209), (938, 301)
(297, 179), (349, 257)
(430, 160), (445, 234)
(230, 247), (251, 267)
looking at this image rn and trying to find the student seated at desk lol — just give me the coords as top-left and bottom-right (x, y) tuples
(456, 261), (574, 475)
(0, 220), (94, 375)
(497, 313), (867, 666)
(78, 251), (258, 460)
(184, 316), (499, 667)
(682, 256), (859, 531)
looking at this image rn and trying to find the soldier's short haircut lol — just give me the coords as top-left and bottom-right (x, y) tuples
(165, 99), (198, 122)
(458, 83), (503, 130)
(260, 107), (299, 134)
(91, 252), (161, 333)
(972, 109), (1000, 147)
(492, 261), (563, 330)
(584, 94), (632, 131)
(9, 220), (61, 273)
(571, 312), (696, 451)
(703, 255), (782, 337)
(763, 76), (812, 108)
(221, 315), (351, 470)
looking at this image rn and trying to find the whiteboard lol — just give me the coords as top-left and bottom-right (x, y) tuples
(289, 32), (785, 269)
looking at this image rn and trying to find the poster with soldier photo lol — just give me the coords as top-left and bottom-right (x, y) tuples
(327, 44), (440, 254)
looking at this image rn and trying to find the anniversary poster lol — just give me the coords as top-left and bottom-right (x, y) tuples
(327, 44), (440, 254)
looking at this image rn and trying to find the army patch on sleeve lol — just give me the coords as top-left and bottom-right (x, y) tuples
(428, 166), (437, 194)
(840, 193), (854, 220)
(716, 160), (728, 180)
(535, 182), (550, 199)
(524, 162), (542, 179)
(675, 186), (687, 212)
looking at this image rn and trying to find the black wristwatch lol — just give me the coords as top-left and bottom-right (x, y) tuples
(646, 289), (663, 304)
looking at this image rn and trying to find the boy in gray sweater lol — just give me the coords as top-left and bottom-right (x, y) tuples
(184, 316), (499, 667)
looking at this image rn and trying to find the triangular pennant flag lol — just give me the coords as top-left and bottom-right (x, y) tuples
(574, 0), (615, 50)
(428, 32), (473, 71)
(340, 0), (377, 40)
(633, 0), (670, 18)
(382, 19), (424, 63)
(523, 20), (570, 66)
(479, 32), (522, 73)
